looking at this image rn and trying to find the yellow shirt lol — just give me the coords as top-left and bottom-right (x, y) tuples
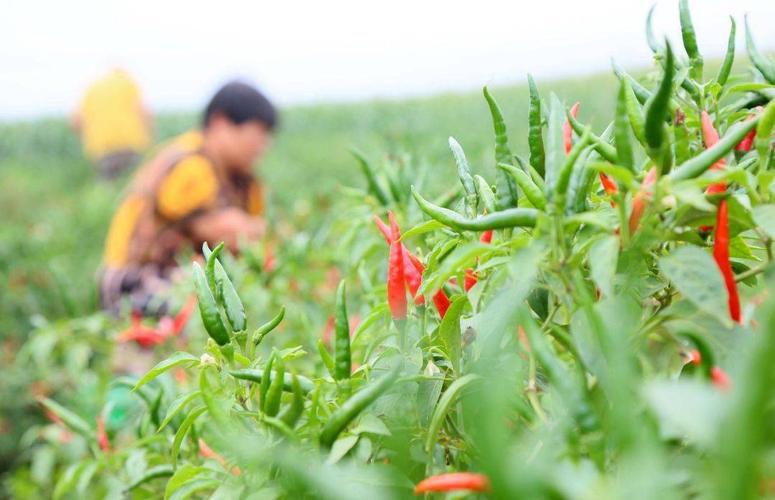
(103, 153), (218, 267)
(78, 70), (151, 159)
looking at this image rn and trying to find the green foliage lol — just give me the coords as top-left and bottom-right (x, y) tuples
(3, 1), (775, 497)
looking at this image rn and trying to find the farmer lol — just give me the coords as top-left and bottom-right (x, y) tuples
(72, 68), (152, 178)
(99, 81), (277, 316)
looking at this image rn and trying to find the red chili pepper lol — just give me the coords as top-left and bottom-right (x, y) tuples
(463, 231), (494, 291)
(563, 102), (580, 154)
(713, 200), (741, 323)
(172, 295), (197, 335)
(628, 167), (658, 235)
(685, 349), (702, 366)
(432, 290), (451, 318)
(96, 415), (110, 452)
(710, 366), (731, 391)
(117, 311), (167, 347)
(403, 247), (425, 306)
(414, 472), (490, 494)
(700, 111), (728, 195)
(735, 111), (760, 152)
(387, 212), (407, 320)
(199, 439), (241, 476)
(600, 173), (618, 195)
(263, 243), (276, 273)
(373, 214), (392, 244)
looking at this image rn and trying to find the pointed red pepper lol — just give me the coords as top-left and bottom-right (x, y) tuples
(414, 472), (490, 494)
(713, 200), (741, 323)
(563, 102), (580, 154)
(628, 167), (658, 235)
(387, 212), (407, 320)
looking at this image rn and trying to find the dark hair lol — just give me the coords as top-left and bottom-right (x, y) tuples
(203, 81), (278, 130)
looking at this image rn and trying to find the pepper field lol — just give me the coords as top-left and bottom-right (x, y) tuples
(2, 2), (775, 498)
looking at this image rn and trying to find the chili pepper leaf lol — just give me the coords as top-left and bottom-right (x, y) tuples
(158, 390), (202, 432)
(163, 463), (209, 500)
(436, 295), (469, 374)
(643, 380), (722, 448)
(399, 220), (445, 241)
(326, 435), (359, 465)
(658, 246), (731, 326)
(752, 205), (775, 240)
(425, 373), (480, 454)
(170, 406), (207, 467)
(588, 235), (619, 298)
(133, 352), (199, 392)
(39, 397), (94, 442)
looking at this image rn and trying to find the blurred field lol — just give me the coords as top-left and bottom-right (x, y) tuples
(0, 71), (620, 336)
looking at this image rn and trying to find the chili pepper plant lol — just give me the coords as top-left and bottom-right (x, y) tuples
(16, 1), (775, 498)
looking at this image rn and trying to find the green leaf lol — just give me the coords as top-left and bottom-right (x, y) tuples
(425, 374), (480, 453)
(39, 398), (93, 441)
(659, 246), (730, 325)
(350, 413), (391, 436)
(326, 435), (360, 465)
(436, 295), (469, 373)
(399, 220), (445, 240)
(134, 352), (199, 392)
(588, 235), (619, 298)
(159, 390), (202, 431)
(171, 406), (207, 466)
(752, 204), (775, 240)
(644, 380), (722, 448)
(165, 464), (208, 500)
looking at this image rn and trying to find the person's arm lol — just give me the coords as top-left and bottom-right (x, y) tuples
(188, 208), (265, 251)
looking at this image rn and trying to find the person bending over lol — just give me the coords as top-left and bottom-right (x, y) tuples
(99, 81), (277, 316)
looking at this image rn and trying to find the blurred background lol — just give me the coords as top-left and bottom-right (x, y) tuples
(0, 0), (773, 489)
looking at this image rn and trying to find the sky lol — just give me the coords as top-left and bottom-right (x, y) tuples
(1, 0), (773, 119)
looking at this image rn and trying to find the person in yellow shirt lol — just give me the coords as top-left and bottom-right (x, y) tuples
(73, 68), (152, 178)
(99, 81), (277, 315)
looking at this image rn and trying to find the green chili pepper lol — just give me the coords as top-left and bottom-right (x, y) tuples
(259, 352), (275, 409)
(744, 15), (775, 84)
(612, 60), (652, 105)
(279, 371), (305, 428)
(319, 364), (401, 448)
(264, 352), (285, 417)
(756, 100), (775, 171)
(544, 94), (566, 200)
(568, 126), (612, 214)
(555, 129), (592, 199)
(333, 280), (351, 381)
(670, 115), (761, 181)
(253, 307), (286, 346)
(483, 86), (519, 209)
(527, 74), (546, 176)
(412, 187), (538, 232)
(449, 137), (477, 217)
(192, 262), (230, 346)
(614, 83), (635, 171)
(622, 78), (646, 145)
(644, 40), (675, 169)
(565, 110), (618, 164)
(516, 156), (546, 192)
(317, 339), (336, 378)
(716, 17), (736, 86)
(204, 242), (224, 294)
(498, 163), (546, 211)
(473, 175), (496, 214)
(679, 0), (703, 81)
(645, 5), (662, 54)
(230, 368), (315, 394)
(351, 149), (391, 205)
(214, 262), (246, 332)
